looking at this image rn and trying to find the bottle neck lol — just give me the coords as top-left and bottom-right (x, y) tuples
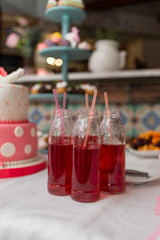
(78, 109), (98, 118)
(103, 110), (120, 118)
(54, 109), (72, 118)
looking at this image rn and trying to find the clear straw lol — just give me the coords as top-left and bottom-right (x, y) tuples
(83, 90), (98, 148)
(63, 92), (67, 109)
(104, 92), (113, 144)
(52, 89), (64, 144)
(85, 93), (89, 109)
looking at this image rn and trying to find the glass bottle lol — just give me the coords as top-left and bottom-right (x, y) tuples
(71, 109), (101, 203)
(100, 110), (126, 194)
(48, 109), (73, 196)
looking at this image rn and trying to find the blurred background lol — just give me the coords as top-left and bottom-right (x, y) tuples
(1, 0), (160, 71)
(1, 0), (160, 143)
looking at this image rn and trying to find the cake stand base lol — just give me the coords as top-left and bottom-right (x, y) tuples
(0, 153), (47, 178)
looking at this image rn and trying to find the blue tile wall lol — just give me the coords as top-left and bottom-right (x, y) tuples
(29, 102), (160, 137)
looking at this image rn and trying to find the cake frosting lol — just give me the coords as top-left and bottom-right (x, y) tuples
(0, 84), (29, 121)
(0, 68), (38, 168)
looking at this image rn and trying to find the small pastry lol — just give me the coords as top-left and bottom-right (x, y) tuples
(37, 43), (47, 51)
(30, 83), (41, 94)
(60, 39), (71, 46)
(44, 39), (58, 47)
(50, 32), (62, 44)
(37, 68), (51, 76)
(81, 83), (97, 95)
(56, 81), (67, 94)
(58, 0), (85, 9)
(58, 0), (63, 6)
(46, 0), (57, 9)
(78, 41), (92, 50)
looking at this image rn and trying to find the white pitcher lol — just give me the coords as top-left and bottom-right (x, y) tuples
(88, 40), (127, 72)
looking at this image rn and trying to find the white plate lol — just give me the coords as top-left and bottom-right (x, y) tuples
(126, 171), (160, 185)
(126, 146), (160, 158)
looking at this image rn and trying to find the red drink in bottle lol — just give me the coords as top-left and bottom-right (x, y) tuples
(100, 144), (125, 193)
(71, 146), (100, 203)
(48, 136), (73, 195)
(72, 109), (101, 203)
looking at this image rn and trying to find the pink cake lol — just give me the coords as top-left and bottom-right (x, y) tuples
(0, 68), (46, 177)
(0, 84), (37, 166)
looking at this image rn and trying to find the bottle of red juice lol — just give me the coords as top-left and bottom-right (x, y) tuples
(71, 109), (101, 203)
(48, 109), (74, 196)
(100, 110), (126, 194)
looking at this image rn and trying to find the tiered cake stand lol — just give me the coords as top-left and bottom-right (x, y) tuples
(40, 6), (91, 82)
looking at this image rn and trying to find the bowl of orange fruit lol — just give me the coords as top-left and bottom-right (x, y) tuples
(127, 130), (160, 157)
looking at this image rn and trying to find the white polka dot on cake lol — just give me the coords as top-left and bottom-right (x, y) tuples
(1, 142), (16, 157)
(25, 144), (32, 154)
(31, 127), (36, 137)
(14, 126), (24, 137)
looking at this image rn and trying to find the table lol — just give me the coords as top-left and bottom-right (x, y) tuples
(0, 152), (160, 240)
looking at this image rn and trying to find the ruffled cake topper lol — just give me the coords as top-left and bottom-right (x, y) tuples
(0, 67), (7, 77)
(0, 67), (24, 84)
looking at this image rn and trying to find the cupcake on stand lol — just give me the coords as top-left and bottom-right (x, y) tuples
(56, 80), (67, 94)
(80, 83), (97, 95)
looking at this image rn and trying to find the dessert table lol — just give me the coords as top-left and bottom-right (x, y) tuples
(0, 151), (160, 240)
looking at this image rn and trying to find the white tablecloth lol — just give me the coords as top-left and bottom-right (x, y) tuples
(0, 152), (160, 240)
